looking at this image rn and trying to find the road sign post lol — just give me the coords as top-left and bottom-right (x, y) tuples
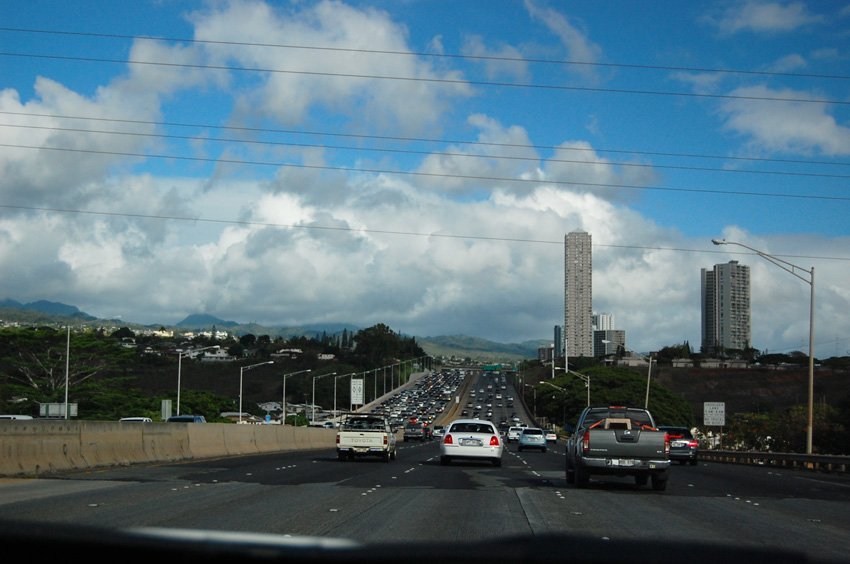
(704, 402), (726, 449)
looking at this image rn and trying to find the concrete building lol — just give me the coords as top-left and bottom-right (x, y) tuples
(564, 231), (593, 359)
(594, 329), (625, 357)
(593, 312), (614, 331)
(701, 260), (751, 354)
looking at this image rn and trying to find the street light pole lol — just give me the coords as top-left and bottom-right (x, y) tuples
(524, 384), (537, 420)
(311, 372), (337, 423)
(334, 372), (356, 420)
(551, 343), (556, 380)
(239, 361), (274, 424)
(177, 345), (219, 416)
(712, 237), (816, 454)
(644, 354), (653, 410)
(282, 369), (311, 426)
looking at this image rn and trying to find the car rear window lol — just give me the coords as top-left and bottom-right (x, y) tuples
(523, 429), (543, 435)
(450, 422), (495, 434)
(660, 427), (692, 438)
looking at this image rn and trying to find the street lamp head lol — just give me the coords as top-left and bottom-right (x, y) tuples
(711, 238), (726, 246)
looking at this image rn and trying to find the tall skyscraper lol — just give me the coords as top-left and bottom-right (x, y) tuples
(564, 231), (593, 359)
(701, 260), (751, 354)
(553, 325), (563, 358)
(592, 312), (614, 331)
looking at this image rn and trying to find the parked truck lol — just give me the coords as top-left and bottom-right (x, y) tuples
(336, 413), (397, 462)
(565, 405), (671, 491)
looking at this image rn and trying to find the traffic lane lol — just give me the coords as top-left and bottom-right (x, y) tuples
(4, 440), (848, 560)
(549, 458), (850, 560)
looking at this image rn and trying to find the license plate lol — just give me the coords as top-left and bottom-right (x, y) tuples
(460, 438), (482, 446)
(609, 459), (635, 467)
(672, 440), (687, 447)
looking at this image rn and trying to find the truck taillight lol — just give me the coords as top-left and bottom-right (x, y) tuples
(336, 434), (340, 444)
(490, 435), (500, 447)
(582, 432), (590, 454)
(664, 433), (670, 456)
(443, 434), (453, 445)
(688, 439), (699, 448)
(383, 435), (388, 445)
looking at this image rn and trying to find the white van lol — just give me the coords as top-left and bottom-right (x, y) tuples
(0, 415), (34, 420)
(119, 417), (153, 423)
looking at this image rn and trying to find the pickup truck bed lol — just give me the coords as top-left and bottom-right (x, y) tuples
(566, 406), (671, 491)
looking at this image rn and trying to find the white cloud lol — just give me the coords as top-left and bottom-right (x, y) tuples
(706, 1), (825, 34)
(719, 85), (850, 155)
(523, 0), (603, 78)
(189, 0), (473, 134)
(460, 35), (529, 81)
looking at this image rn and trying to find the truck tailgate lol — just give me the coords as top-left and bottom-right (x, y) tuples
(587, 429), (667, 458)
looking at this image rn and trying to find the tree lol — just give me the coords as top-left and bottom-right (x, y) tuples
(534, 365), (694, 429)
(0, 328), (135, 400)
(353, 324), (400, 367)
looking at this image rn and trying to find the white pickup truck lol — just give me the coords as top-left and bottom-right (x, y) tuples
(335, 413), (397, 462)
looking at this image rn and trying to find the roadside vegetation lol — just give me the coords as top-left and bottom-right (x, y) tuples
(0, 324), (424, 422)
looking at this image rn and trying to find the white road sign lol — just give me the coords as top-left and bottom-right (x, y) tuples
(351, 378), (364, 405)
(704, 402), (726, 426)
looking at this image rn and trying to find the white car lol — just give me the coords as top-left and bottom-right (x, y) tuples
(506, 426), (523, 442)
(440, 418), (504, 467)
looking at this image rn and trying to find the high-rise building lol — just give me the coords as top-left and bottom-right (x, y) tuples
(594, 329), (625, 357)
(564, 231), (593, 359)
(591, 313), (615, 356)
(553, 325), (563, 358)
(592, 313), (614, 331)
(701, 260), (751, 354)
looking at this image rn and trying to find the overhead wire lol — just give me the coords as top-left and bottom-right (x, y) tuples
(3, 142), (848, 202)
(4, 203), (847, 263)
(2, 26), (849, 81)
(2, 50), (846, 105)
(1, 26), (848, 261)
(2, 110), (849, 170)
(2, 121), (850, 181)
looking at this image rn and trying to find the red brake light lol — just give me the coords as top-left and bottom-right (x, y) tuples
(688, 440), (699, 448)
(664, 433), (670, 456)
(489, 435), (500, 447)
(336, 434), (340, 444)
(443, 434), (453, 445)
(582, 432), (590, 454)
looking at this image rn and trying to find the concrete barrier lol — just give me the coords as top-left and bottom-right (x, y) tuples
(0, 420), (337, 477)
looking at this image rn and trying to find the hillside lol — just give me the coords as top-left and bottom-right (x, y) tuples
(654, 365), (849, 418)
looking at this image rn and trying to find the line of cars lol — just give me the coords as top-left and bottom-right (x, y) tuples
(439, 419), (561, 466)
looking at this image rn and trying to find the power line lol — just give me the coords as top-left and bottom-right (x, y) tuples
(4, 203), (847, 263)
(2, 26), (848, 81)
(3, 142), (848, 202)
(3, 110), (849, 170)
(1, 51), (847, 106)
(4, 122), (849, 181)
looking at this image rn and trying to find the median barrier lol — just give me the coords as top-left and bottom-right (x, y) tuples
(0, 420), (338, 477)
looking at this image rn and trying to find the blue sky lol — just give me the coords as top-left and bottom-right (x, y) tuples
(1, 0), (848, 357)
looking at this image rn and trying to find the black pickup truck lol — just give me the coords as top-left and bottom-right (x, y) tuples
(565, 406), (671, 491)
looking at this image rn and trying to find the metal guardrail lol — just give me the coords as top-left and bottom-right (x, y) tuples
(699, 449), (849, 473)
